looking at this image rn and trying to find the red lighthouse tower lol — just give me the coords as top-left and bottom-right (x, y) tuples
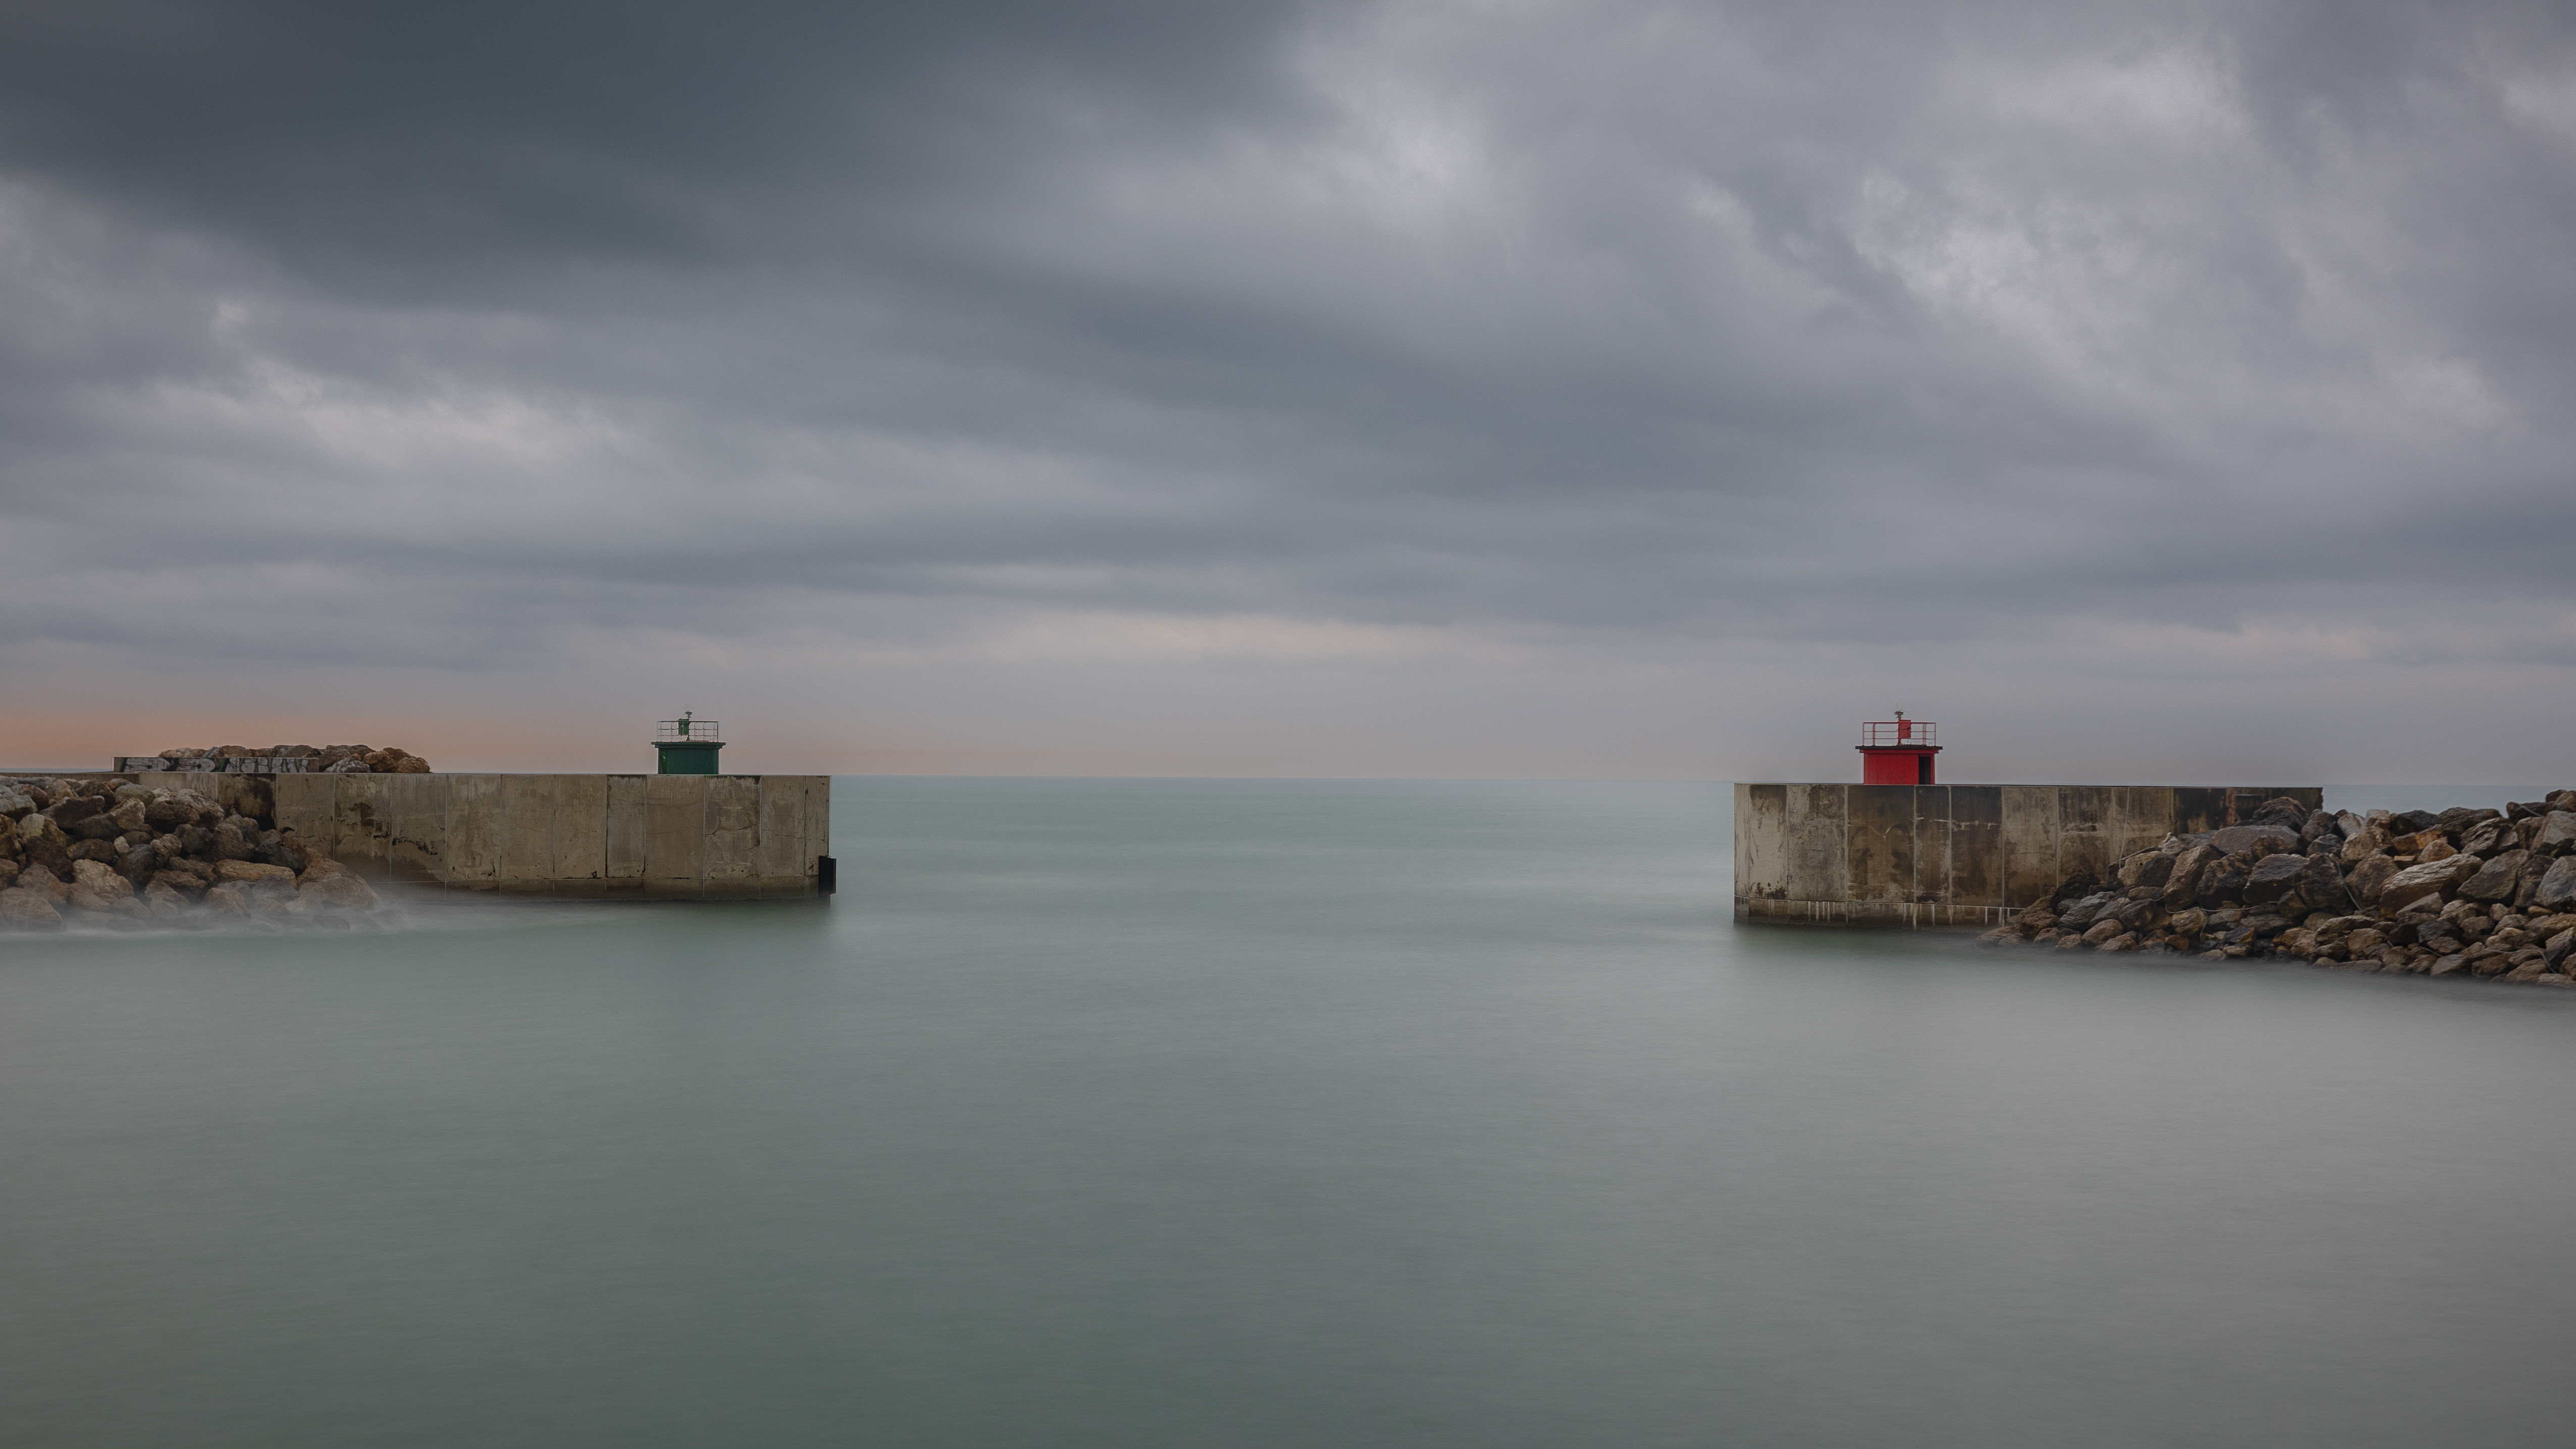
(1858, 712), (1940, 785)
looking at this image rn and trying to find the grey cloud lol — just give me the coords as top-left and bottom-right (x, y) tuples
(2, 0), (2573, 770)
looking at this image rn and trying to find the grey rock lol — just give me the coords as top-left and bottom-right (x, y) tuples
(2377, 854), (2484, 911)
(0, 787), (32, 821)
(2302, 811), (2341, 844)
(2244, 853), (2312, 906)
(2250, 797), (2313, 831)
(2057, 894), (2113, 930)
(2388, 810), (2442, 836)
(2534, 857), (2576, 913)
(2458, 850), (2529, 903)
(2531, 812), (2576, 856)
(2459, 817), (2518, 857)
(2345, 854), (2399, 909)
(2292, 853), (2352, 913)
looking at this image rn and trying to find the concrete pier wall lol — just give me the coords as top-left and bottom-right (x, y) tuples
(142, 772), (829, 899)
(1735, 783), (2323, 927)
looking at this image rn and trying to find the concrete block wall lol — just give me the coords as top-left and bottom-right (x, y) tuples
(1735, 783), (2324, 927)
(205, 772), (835, 900)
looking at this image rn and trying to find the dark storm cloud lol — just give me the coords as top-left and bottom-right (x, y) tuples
(3, 0), (2575, 690)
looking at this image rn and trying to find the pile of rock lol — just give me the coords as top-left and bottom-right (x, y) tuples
(0, 776), (389, 932)
(1979, 792), (2576, 984)
(146, 744), (431, 773)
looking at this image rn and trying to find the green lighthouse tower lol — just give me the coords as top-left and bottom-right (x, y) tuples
(654, 713), (724, 774)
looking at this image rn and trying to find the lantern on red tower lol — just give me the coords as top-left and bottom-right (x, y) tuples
(1857, 711), (1940, 785)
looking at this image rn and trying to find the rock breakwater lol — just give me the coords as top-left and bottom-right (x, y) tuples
(1979, 792), (2576, 984)
(0, 775), (390, 932)
(140, 744), (431, 774)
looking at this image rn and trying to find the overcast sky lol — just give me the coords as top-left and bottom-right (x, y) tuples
(3, 0), (2572, 779)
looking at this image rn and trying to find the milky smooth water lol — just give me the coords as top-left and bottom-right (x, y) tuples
(7, 778), (2576, 1447)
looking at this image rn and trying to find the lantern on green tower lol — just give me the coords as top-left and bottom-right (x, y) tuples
(654, 713), (725, 774)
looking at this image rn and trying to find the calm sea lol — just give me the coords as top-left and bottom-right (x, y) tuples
(6, 778), (2575, 1447)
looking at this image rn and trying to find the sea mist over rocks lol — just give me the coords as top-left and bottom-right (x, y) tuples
(3, 1), (2574, 776)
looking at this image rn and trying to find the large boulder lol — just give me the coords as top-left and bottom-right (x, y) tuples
(2290, 853), (2353, 914)
(2532, 813), (2576, 856)
(2249, 797), (2313, 831)
(2458, 850), (2527, 904)
(2377, 854), (2484, 911)
(2535, 857), (2576, 914)
(2439, 807), (2501, 835)
(2057, 894), (2113, 930)
(2244, 853), (2312, 906)
(2117, 851), (2176, 890)
(2208, 824), (2303, 859)
(2459, 817), (2518, 857)
(0, 886), (65, 931)
(2339, 828), (2391, 865)
(44, 794), (105, 831)
(0, 786), (34, 820)
(2388, 809), (2442, 836)
(70, 859), (134, 902)
(2159, 843), (2220, 907)
(114, 841), (158, 886)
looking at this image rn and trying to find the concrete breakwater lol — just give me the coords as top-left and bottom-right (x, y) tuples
(1, 770), (830, 930)
(1979, 792), (2576, 983)
(1734, 783), (2321, 927)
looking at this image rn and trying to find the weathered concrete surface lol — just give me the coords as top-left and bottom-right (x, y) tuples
(266, 773), (826, 899)
(1736, 783), (2323, 927)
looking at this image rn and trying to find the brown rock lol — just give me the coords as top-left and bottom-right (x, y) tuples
(2097, 933), (2139, 953)
(204, 883), (251, 917)
(2082, 918), (2125, 945)
(70, 859), (134, 902)
(2160, 844), (2220, 907)
(2430, 954), (2469, 977)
